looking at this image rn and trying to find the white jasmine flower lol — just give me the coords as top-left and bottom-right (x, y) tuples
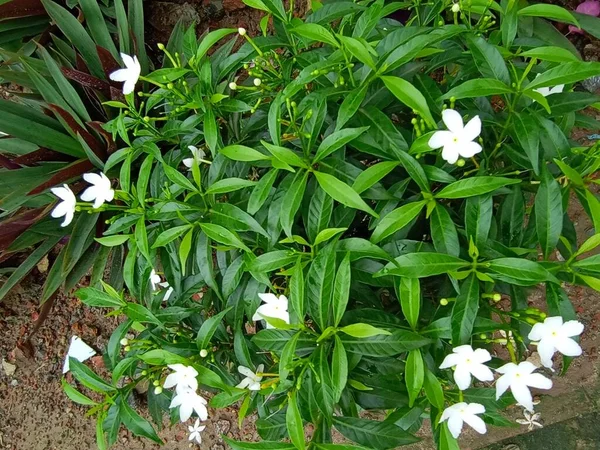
(253, 78), (262, 86)
(252, 293), (290, 328)
(440, 402), (487, 439)
(229, 81), (237, 90)
(163, 364), (199, 392)
(50, 184), (77, 227)
(62, 335), (96, 373)
(528, 316), (584, 369)
(451, 3), (460, 12)
(169, 388), (208, 422)
(428, 109), (482, 164)
(109, 53), (141, 95)
(183, 145), (206, 169)
(495, 361), (552, 411)
(238, 27), (247, 36)
(533, 74), (564, 97)
(516, 409), (543, 431)
(236, 364), (264, 390)
(188, 418), (206, 445)
(159, 281), (174, 301)
(150, 269), (162, 291)
(80, 172), (114, 209)
(200, 349), (208, 358)
(439, 345), (494, 390)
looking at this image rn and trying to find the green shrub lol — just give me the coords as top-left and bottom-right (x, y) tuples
(5, 0), (600, 449)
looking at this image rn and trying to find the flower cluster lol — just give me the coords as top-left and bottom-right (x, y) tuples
(51, 172), (114, 227)
(439, 317), (583, 438)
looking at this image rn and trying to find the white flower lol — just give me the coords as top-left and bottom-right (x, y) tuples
(440, 402), (487, 439)
(236, 364), (264, 391)
(80, 172), (114, 209)
(50, 184), (77, 227)
(159, 281), (174, 301)
(62, 335), (96, 373)
(188, 418), (206, 445)
(229, 81), (237, 90)
(238, 27), (247, 36)
(428, 109), (482, 164)
(451, 3), (460, 12)
(163, 364), (199, 392)
(495, 361), (552, 411)
(200, 349), (208, 358)
(109, 53), (141, 95)
(169, 388), (208, 422)
(252, 293), (290, 328)
(253, 78), (262, 87)
(533, 74), (564, 97)
(516, 409), (543, 431)
(183, 145), (206, 169)
(150, 269), (162, 291)
(439, 345), (494, 390)
(528, 316), (584, 369)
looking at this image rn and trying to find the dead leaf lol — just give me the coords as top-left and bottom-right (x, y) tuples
(36, 255), (49, 273)
(2, 358), (16, 377)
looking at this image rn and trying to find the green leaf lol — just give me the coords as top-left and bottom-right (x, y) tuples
(465, 195), (493, 249)
(341, 329), (431, 357)
(76, 287), (124, 308)
(441, 79), (514, 100)
(123, 303), (162, 326)
(95, 235), (130, 247)
(248, 169), (279, 215)
(332, 335), (348, 403)
(518, 4), (578, 26)
(423, 369), (445, 410)
(199, 223), (250, 252)
(69, 358), (115, 393)
(286, 393), (305, 450)
(79, 0), (119, 57)
(519, 46), (580, 63)
(513, 114), (540, 175)
(119, 397), (162, 444)
(371, 201), (425, 243)
(62, 378), (97, 406)
(220, 144), (271, 161)
(535, 167), (563, 259)
(196, 28), (236, 60)
(179, 228), (193, 275)
(467, 35), (510, 84)
(152, 225), (192, 248)
(163, 164), (197, 191)
(451, 273), (480, 345)
(352, 161), (399, 194)
(223, 438), (296, 450)
(575, 233), (600, 257)
(430, 205), (459, 257)
(435, 176), (520, 199)
(280, 170), (309, 237)
(290, 258), (305, 319)
(525, 62), (600, 91)
(134, 217), (151, 263)
(249, 251), (298, 273)
(379, 253), (470, 278)
(306, 244), (336, 331)
(314, 171), (378, 217)
(405, 349), (424, 407)
(438, 423), (460, 450)
(336, 84), (368, 131)
(487, 258), (558, 286)
(398, 277), (420, 330)
(196, 307), (233, 350)
(381, 76), (435, 127)
(332, 253), (351, 327)
(206, 177), (256, 195)
(332, 416), (419, 449)
(262, 141), (308, 168)
(340, 323), (392, 338)
(339, 35), (376, 69)
(292, 23), (339, 47)
(314, 228), (347, 247)
(314, 127), (369, 162)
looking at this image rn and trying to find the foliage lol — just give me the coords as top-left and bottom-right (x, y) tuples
(2, 0), (600, 449)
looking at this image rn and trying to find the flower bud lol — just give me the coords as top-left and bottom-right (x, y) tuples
(440, 298), (449, 306)
(456, 159), (466, 167)
(154, 386), (163, 395)
(153, 380), (160, 387)
(141, 370), (148, 376)
(451, 3), (460, 12)
(238, 27), (247, 36)
(143, 116), (150, 123)
(493, 293), (502, 301)
(253, 78), (262, 86)
(479, 334), (487, 340)
(120, 338), (129, 346)
(229, 82), (237, 90)
(124, 345), (131, 352)
(200, 349), (208, 358)
(157, 43), (165, 50)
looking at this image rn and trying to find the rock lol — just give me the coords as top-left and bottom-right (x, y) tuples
(10, 379), (18, 386)
(36, 255), (49, 273)
(1, 359), (16, 377)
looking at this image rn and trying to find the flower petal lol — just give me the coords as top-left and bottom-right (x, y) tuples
(441, 144), (460, 164)
(62, 210), (74, 227)
(179, 402), (193, 422)
(428, 130), (453, 149)
(466, 403), (485, 415)
(163, 373), (179, 389)
(238, 366), (255, 377)
(447, 414), (464, 439)
(109, 68), (130, 82)
(511, 381), (534, 412)
(458, 141), (482, 158)
(536, 339), (556, 369)
(258, 293), (280, 304)
(454, 366), (472, 391)
(472, 348), (492, 364)
(528, 322), (547, 341)
(554, 337), (582, 357)
(561, 320), (584, 337)
(525, 373), (552, 390)
(123, 79), (137, 95)
(470, 363), (494, 383)
(495, 374), (511, 399)
(463, 413), (487, 435)
(236, 378), (251, 389)
(461, 115), (482, 141)
(440, 352), (462, 369)
(442, 109), (464, 133)
(80, 186), (98, 202)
